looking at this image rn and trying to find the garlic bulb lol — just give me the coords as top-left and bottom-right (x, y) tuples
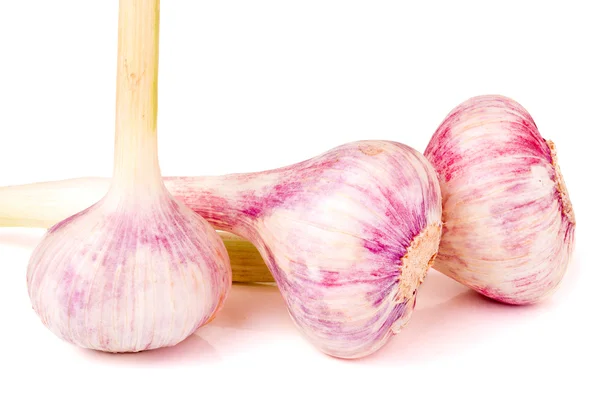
(26, 0), (231, 352)
(424, 95), (575, 304)
(162, 141), (442, 358)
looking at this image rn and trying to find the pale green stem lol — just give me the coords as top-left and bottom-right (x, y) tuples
(110, 0), (163, 197)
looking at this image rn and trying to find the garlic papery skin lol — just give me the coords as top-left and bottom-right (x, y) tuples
(423, 95), (575, 305)
(25, 0), (231, 353)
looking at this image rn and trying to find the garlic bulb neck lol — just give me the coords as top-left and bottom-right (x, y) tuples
(164, 173), (275, 237)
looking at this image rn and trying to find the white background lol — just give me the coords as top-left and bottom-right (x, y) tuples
(0, 1), (598, 399)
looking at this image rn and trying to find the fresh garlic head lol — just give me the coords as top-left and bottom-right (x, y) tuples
(25, 0), (232, 353)
(26, 191), (230, 352)
(424, 95), (575, 304)
(172, 140), (442, 358)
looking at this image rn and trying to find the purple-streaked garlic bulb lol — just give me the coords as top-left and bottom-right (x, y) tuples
(26, 0), (231, 352)
(424, 95), (575, 305)
(173, 140), (442, 358)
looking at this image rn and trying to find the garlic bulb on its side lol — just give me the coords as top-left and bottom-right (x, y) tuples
(26, 0), (231, 352)
(175, 140), (443, 358)
(424, 95), (575, 305)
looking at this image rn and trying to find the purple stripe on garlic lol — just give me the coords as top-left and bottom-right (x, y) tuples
(424, 95), (575, 305)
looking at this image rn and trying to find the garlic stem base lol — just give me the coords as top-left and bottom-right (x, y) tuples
(395, 222), (442, 303)
(547, 140), (575, 225)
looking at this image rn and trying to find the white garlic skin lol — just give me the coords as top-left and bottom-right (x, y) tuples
(26, 191), (231, 352)
(424, 95), (575, 305)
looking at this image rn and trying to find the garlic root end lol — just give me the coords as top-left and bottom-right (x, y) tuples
(395, 223), (442, 303)
(546, 140), (575, 225)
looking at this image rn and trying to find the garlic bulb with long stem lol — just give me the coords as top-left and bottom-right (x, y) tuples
(26, 0), (231, 352)
(6, 140), (442, 358)
(423, 95), (575, 304)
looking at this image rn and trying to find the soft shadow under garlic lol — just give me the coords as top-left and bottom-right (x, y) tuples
(194, 268), (574, 362)
(191, 283), (308, 357)
(78, 333), (221, 366)
(201, 283), (292, 332)
(361, 270), (558, 364)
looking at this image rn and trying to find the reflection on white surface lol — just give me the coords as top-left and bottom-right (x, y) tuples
(79, 333), (221, 366)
